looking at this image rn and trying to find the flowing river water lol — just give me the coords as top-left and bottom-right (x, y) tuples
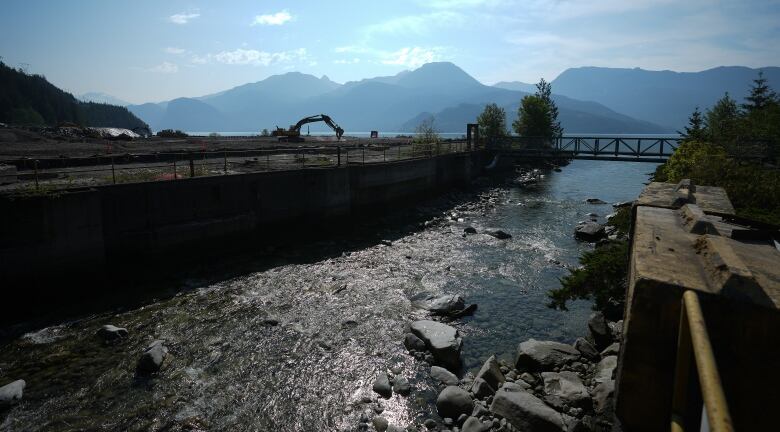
(0, 160), (657, 432)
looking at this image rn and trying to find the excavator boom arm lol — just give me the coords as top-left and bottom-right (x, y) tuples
(291, 114), (344, 139)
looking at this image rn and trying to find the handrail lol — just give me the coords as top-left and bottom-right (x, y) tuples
(671, 290), (734, 432)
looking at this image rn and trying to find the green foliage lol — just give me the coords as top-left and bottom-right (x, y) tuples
(0, 60), (147, 130)
(513, 95), (554, 138)
(661, 140), (780, 225)
(548, 241), (629, 319)
(535, 78), (563, 136)
(678, 106), (706, 142)
(705, 93), (741, 143)
(477, 103), (507, 143)
(742, 71), (778, 113)
(156, 129), (188, 138)
(609, 206), (632, 237)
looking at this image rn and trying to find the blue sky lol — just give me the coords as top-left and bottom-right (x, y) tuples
(1, 0), (778, 104)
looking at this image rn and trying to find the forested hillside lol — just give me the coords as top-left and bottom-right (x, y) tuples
(0, 61), (148, 130)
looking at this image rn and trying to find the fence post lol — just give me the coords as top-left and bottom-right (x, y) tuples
(383, 148), (386, 162)
(173, 157), (177, 180)
(337, 146), (341, 167)
(224, 151), (227, 174)
(266, 152), (270, 170)
(362, 147), (365, 164)
(398, 144), (401, 160)
(111, 156), (116, 184)
(301, 149), (305, 168)
(34, 159), (39, 190)
(189, 152), (195, 178)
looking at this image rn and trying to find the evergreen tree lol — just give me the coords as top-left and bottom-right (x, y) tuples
(513, 95), (554, 138)
(535, 78), (563, 136)
(705, 93), (740, 142)
(678, 106), (706, 142)
(742, 71), (778, 113)
(477, 103), (507, 144)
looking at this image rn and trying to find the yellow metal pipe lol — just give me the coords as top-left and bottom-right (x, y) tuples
(683, 290), (734, 432)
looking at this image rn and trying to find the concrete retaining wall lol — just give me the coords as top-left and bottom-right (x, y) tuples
(0, 152), (484, 287)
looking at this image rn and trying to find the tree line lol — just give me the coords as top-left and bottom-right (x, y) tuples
(0, 61), (149, 131)
(476, 78), (563, 144)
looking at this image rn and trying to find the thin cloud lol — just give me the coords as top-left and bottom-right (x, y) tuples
(252, 11), (293, 26)
(209, 48), (308, 66)
(165, 47), (186, 55)
(169, 12), (200, 24)
(381, 47), (445, 68)
(148, 62), (178, 73)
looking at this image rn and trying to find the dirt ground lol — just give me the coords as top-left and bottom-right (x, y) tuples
(0, 127), (416, 159)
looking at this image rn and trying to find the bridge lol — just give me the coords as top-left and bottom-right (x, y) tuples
(465, 124), (681, 162)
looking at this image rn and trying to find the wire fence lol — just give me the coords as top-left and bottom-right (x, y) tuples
(1, 141), (473, 193)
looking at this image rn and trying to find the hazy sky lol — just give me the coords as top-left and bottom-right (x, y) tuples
(1, 0), (778, 104)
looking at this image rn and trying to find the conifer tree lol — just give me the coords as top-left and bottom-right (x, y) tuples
(679, 106), (706, 142)
(742, 71), (778, 113)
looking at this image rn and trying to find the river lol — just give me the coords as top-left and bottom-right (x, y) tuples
(0, 159), (657, 432)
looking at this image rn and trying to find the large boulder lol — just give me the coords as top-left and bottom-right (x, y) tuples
(473, 355), (505, 390)
(573, 338), (600, 362)
(436, 386), (474, 419)
(0, 380), (25, 408)
(471, 377), (495, 399)
(490, 383), (566, 432)
(574, 222), (606, 242)
(592, 380), (615, 414)
(393, 376), (411, 396)
(410, 320), (462, 371)
(404, 333), (427, 352)
(594, 355), (618, 385)
(587, 312), (612, 350)
(373, 373), (392, 398)
(136, 340), (168, 374)
(430, 366), (459, 386)
(421, 294), (465, 315)
(515, 339), (580, 371)
(541, 371), (591, 409)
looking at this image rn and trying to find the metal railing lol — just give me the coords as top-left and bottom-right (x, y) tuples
(1, 141), (473, 193)
(484, 136), (681, 161)
(671, 290), (734, 432)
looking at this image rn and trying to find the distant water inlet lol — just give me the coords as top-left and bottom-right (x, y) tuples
(0, 160), (656, 431)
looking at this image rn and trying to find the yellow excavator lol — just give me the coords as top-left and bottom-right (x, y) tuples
(271, 114), (344, 142)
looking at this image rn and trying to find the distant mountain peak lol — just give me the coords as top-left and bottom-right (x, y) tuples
(396, 61), (482, 89)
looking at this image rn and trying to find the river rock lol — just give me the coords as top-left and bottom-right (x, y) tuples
(393, 376), (411, 396)
(0, 379), (25, 407)
(490, 384), (566, 432)
(594, 356), (618, 385)
(573, 338), (600, 362)
(436, 386), (474, 419)
(422, 294), (466, 315)
(486, 230), (512, 239)
(411, 320), (462, 371)
(471, 377), (495, 399)
(574, 221), (606, 242)
(541, 371), (591, 409)
(473, 355), (505, 390)
(431, 366), (460, 386)
(373, 416), (389, 432)
(461, 416), (488, 432)
(137, 340), (168, 374)
(373, 373), (393, 398)
(404, 333), (427, 352)
(592, 380), (615, 414)
(464, 226), (477, 234)
(586, 198), (607, 205)
(601, 342), (620, 357)
(608, 320), (623, 341)
(587, 312), (612, 350)
(97, 324), (128, 342)
(515, 339), (580, 371)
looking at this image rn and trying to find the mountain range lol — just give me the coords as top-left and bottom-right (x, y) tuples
(126, 63), (668, 134)
(121, 62), (779, 134)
